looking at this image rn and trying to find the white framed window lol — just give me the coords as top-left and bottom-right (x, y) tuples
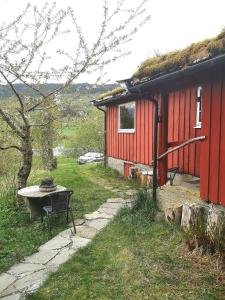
(195, 86), (202, 128)
(118, 101), (135, 133)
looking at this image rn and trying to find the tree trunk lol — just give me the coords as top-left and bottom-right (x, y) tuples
(42, 147), (57, 171)
(41, 118), (57, 171)
(17, 132), (33, 190)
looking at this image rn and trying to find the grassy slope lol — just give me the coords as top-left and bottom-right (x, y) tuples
(62, 125), (76, 137)
(61, 124), (77, 148)
(29, 209), (225, 300)
(0, 159), (125, 273)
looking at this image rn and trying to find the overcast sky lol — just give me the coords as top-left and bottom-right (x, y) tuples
(0, 0), (224, 83)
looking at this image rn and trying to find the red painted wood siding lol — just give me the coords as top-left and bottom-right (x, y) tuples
(105, 73), (225, 206)
(167, 87), (202, 177)
(107, 91), (201, 175)
(106, 99), (154, 164)
(200, 75), (225, 206)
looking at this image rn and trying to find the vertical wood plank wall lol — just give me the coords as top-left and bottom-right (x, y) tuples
(167, 87), (202, 177)
(105, 74), (225, 206)
(106, 99), (154, 165)
(200, 75), (225, 206)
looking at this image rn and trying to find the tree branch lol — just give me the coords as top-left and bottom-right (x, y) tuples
(0, 70), (24, 109)
(0, 145), (22, 151)
(0, 108), (25, 139)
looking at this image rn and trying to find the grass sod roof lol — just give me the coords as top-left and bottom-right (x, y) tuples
(97, 86), (125, 101)
(96, 29), (225, 101)
(133, 29), (225, 80)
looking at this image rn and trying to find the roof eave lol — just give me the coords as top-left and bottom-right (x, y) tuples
(94, 53), (225, 107)
(93, 92), (137, 107)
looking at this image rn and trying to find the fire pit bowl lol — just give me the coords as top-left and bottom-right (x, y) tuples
(39, 177), (57, 192)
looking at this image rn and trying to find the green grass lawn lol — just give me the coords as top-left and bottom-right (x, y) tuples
(28, 206), (225, 300)
(62, 124), (76, 137)
(1, 158), (225, 299)
(0, 158), (131, 273)
(61, 124), (76, 148)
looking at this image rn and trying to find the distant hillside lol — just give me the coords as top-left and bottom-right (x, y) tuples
(0, 83), (118, 99)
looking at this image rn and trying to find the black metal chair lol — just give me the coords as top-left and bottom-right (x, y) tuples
(41, 190), (76, 238)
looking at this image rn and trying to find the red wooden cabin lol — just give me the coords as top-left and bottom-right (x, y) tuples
(94, 32), (225, 207)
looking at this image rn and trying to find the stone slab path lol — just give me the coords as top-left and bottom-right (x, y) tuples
(0, 197), (133, 300)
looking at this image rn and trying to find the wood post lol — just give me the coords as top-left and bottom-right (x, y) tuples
(158, 94), (168, 186)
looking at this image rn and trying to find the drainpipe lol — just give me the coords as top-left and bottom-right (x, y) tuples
(136, 88), (159, 202)
(96, 106), (107, 167)
(152, 99), (159, 202)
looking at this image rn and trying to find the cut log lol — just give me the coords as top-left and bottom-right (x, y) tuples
(181, 204), (207, 231)
(181, 203), (208, 250)
(207, 208), (225, 242)
(164, 206), (182, 225)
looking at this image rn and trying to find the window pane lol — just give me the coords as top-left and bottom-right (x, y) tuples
(195, 86), (202, 127)
(120, 102), (135, 129)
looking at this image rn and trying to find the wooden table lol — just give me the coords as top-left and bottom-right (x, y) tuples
(17, 185), (67, 219)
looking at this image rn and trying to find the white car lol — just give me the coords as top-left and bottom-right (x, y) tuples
(78, 152), (104, 164)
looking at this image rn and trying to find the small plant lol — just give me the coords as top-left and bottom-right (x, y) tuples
(182, 219), (209, 253)
(131, 188), (157, 222)
(117, 188), (157, 234)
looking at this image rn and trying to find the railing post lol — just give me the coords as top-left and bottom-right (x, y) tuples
(158, 93), (168, 186)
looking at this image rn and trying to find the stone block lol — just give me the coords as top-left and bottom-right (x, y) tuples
(59, 228), (75, 238)
(100, 202), (123, 210)
(85, 211), (113, 220)
(0, 273), (16, 295)
(0, 293), (21, 300)
(24, 250), (59, 265)
(98, 207), (118, 216)
(8, 263), (46, 279)
(1, 270), (49, 297)
(86, 218), (110, 231)
(70, 236), (90, 250)
(125, 190), (137, 196)
(75, 225), (98, 239)
(39, 235), (71, 251)
(47, 248), (75, 267)
(104, 186), (114, 190)
(106, 198), (126, 203)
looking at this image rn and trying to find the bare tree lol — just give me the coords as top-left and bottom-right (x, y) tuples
(0, 1), (150, 189)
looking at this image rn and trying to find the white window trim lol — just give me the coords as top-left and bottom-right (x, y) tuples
(118, 101), (136, 133)
(195, 86), (202, 129)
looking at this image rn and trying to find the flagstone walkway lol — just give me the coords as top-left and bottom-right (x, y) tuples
(0, 196), (134, 300)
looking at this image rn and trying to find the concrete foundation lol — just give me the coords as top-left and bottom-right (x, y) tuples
(107, 156), (153, 176)
(107, 157), (124, 175)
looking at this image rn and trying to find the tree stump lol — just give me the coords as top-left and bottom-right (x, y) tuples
(164, 206), (182, 225)
(181, 204), (208, 251)
(207, 208), (225, 244)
